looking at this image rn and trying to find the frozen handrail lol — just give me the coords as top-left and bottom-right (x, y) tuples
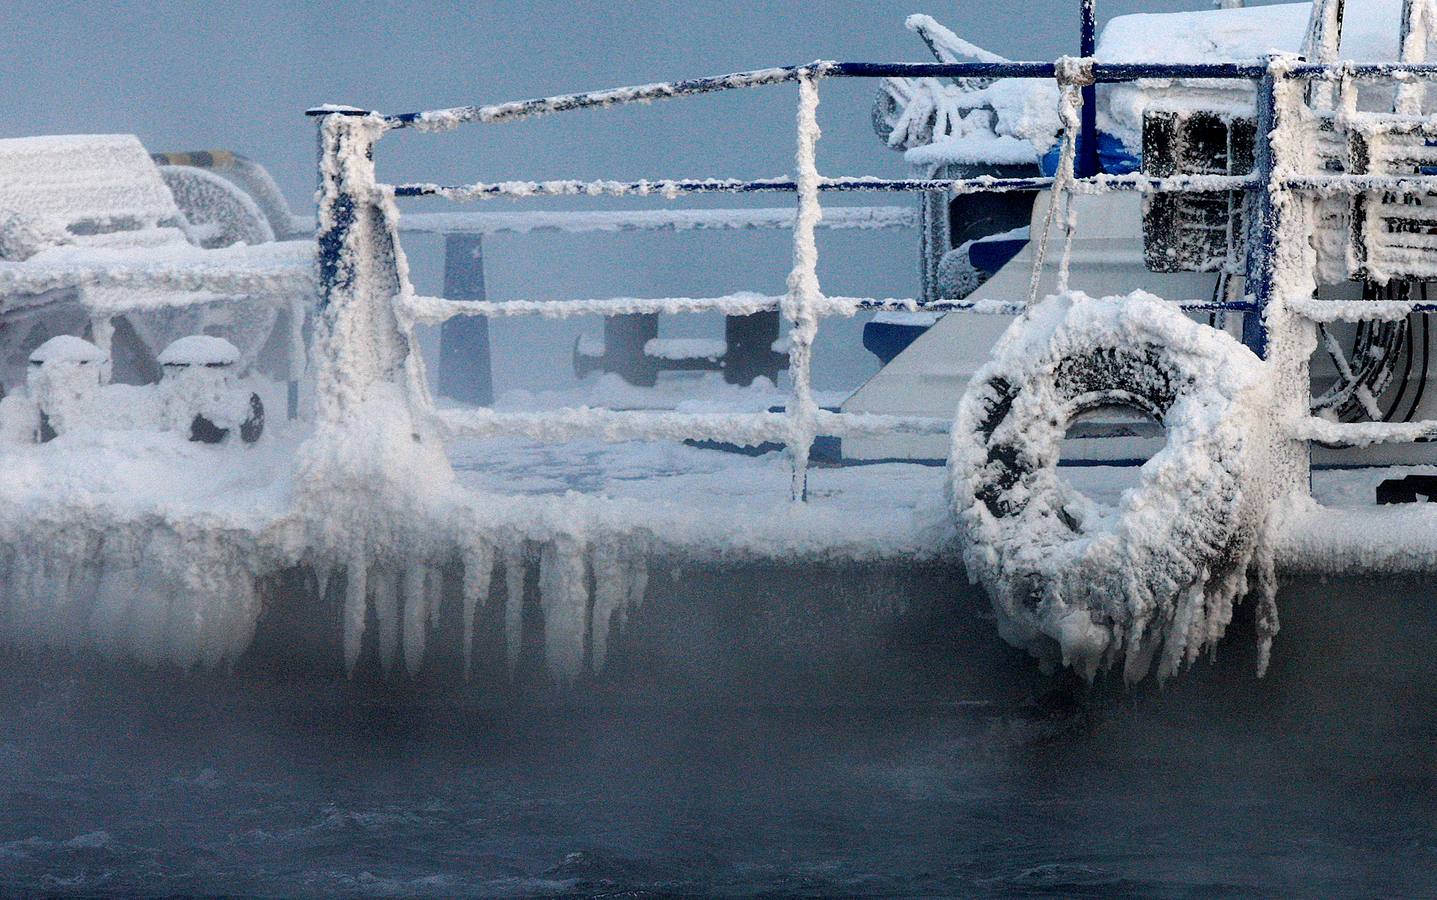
(397, 292), (1244, 326)
(429, 406), (950, 445)
(395, 206), (917, 235)
(390, 173), (1258, 201)
(307, 60), (1280, 129)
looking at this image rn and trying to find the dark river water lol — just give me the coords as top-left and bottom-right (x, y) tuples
(3, 572), (1437, 897)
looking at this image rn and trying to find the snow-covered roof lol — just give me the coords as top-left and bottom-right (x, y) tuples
(1097, 0), (1404, 65)
(0, 134), (182, 241)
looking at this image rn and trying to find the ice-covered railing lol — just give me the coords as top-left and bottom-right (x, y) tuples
(308, 56), (1437, 500)
(1251, 60), (1437, 451)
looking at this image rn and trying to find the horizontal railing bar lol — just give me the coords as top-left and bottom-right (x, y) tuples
(396, 205), (917, 235)
(1339, 111), (1437, 136)
(811, 408), (952, 437)
(1289, 416), (1437, 447)
(432, 407), (792, 446)
(310, 62), (1437, 132)
(430, 406), (952, 446)
(1284, 174), (1437, 194)
(392, 173), (1258, 201)
(391, 65), (816, 129)
(394, 178), (796, 199)
(1288, 62), (1437, 80)
(826, 61), (1269, 81)
(319, 60), (1282, 129)
(1286, 296), (1437, 323)
(399, 291), (785, 323)
(401, 291), (1254, 325)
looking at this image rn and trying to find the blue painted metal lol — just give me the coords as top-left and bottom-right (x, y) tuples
(862, 319), (932, 365)
(437, 234), (494, 406)
(968, 237), (1028, 275)
(1077, 0), (1100, 178)
(1241, 65), (1280, 358)
(314, 115), (355, 316)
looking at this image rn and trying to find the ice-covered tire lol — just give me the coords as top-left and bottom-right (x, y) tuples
(949, 291), (1271, 683)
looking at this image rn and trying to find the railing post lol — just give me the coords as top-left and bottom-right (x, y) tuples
(437, 234), (495, 405)
(313, 111), (413, 423)
(1241, 66), (1279, 358)
(785, 69), (824, 502)
(1077, 0), (1100, 178)
(1246, 56), (1314, 500)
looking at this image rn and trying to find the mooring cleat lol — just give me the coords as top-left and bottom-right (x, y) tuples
(27, 335), (108, 443)
(158, 336), (264, 444)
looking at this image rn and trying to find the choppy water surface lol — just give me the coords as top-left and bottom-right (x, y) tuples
(3, 575), (1437, 897)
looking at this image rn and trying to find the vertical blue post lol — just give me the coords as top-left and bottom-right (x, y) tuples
(437, 234), (494, 405)
(1077, 0), (1100, 178)
(1242, 64), (1279, 358)
(310, 109), (410, 421)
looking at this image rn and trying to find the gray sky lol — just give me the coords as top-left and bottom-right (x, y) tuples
(1, 0), (1291, 393)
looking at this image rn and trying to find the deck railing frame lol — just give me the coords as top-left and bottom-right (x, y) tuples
(310, 56), (1437, 501)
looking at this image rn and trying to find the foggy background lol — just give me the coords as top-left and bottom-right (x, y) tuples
(1, 0), (1287, 395)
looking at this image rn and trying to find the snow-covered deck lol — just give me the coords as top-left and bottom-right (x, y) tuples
(10, 406), (1433, 568)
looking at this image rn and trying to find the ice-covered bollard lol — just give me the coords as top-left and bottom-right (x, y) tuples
(158, 336), (264, 444)
(27, 335), (108, 442)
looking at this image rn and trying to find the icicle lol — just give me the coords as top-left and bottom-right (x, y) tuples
(1253, 540), (1280, 678)
(401, 565), (428, 677)
(1157, 580), (1203, 681)
(538, 536), (589, 685)
(590, 541), (624, 673)
(502, 540), (525, 674)
(90, 549), (138, 659)
(371, 566), (400, 673)
(426, 564), (443, 631)
(620, 543), (648, 631)
(461, 542), (493, 680)
(343, 555), (367, 675)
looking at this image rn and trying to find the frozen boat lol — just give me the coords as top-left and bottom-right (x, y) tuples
(4, 0), (1437, 687)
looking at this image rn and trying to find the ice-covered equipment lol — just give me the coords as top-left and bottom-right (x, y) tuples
(0, 134), (312, 392)
(158, 336), (264, 444)
(27, 335), (108, 441)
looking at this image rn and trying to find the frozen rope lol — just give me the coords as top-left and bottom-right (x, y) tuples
(1027, 57), (1088, 307)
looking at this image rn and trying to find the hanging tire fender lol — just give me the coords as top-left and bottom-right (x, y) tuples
(949, 291), (1275, 683)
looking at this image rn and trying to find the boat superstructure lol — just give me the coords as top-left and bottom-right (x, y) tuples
(3, 0), (1437, 684)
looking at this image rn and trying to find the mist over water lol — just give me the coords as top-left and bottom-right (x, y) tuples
(4, 573), (1437, 896)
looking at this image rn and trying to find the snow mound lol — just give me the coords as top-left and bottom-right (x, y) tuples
(949, 291), (1279, 683)
(29, 335), (106, 366)
(158, 335), (241, 367)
